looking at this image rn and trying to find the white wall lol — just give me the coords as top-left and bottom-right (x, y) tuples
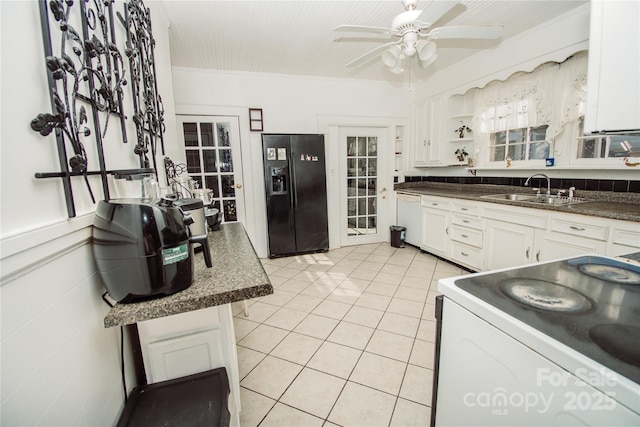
(171, 68), (412, 256)
(0, 1), (177, 425)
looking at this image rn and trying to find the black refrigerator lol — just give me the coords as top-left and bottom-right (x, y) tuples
(262, 134), (329, 258)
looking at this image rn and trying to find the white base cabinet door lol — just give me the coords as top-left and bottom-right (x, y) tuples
(485, 220), (536, 270)
(421, 207), (450, 257)
(145, 329), (224, 381)
(137, 305), (241, 427)
(420, 196), (451, 257)
(535, 233), (607, 262)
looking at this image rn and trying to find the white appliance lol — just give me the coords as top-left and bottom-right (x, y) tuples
(433, 255), (640, 426)
(397, 193), (421, 247)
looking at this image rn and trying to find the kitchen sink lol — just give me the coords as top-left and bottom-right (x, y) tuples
(525, 195), (587, 205)
(479, 193), (538, 202)
(480, 193), (587, 205)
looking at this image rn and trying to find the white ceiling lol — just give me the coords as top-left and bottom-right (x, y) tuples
(160, 0), (588, 82)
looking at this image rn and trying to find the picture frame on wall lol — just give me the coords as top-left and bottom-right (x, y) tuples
(249, 108), (263, 131)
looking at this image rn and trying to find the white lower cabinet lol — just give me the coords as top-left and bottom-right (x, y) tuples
(608, 219), (640, 256)
(535, 233), (607, 262)
(421, 196), (451, 257)
(145, 329), (224, 381)
(485, 205), (614, 270)
(449, 202), (484, 270)
(535, 213), (608, 262)
(405, 191), (638, 272)
(450, 240), (484, 270)
(137, 305), (241, 427)
(485, 220), (537, 270)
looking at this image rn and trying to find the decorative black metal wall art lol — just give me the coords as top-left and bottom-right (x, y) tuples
(117, 0), (165, 170)
(31, 0), (165, 218)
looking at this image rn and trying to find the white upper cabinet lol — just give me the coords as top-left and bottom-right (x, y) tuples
(413, 96), (444, 167)
(584, 0), (640, 133)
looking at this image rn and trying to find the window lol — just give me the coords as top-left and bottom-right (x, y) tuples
(488, 125), (551, 162)
(473, 52), (588, 167)
(575, 118), (640, 160)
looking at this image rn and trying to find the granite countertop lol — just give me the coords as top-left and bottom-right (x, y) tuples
(395, 182), (640, 222)
(104, 223), (273, 328)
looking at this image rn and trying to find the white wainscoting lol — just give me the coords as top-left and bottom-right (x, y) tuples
(1, 221), (131, 426)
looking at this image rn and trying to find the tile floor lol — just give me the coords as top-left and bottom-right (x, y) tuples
(231, 243), (469, 427)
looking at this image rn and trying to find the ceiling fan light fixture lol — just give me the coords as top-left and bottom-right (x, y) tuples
(381, 45), (402, 68)
(416, 40), (437, 62)
(419, 52), (438, 69)
(390, 54), (405, 74)
(389, 64), (405, 74)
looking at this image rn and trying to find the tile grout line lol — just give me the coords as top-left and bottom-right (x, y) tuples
(237, 244), (446, 426)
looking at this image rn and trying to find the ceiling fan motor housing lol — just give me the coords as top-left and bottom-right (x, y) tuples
(402, 0), (419, 11)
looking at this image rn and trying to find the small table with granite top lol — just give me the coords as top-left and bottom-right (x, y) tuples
(104, 222), (273, 427)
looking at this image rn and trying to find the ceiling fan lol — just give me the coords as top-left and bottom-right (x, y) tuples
(334, 0), (504, 74)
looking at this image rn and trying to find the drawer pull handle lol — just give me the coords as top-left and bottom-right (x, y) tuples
(461, 208), (468, 211)
(462, 220), (470, 223)
(461, 252), (469, 256)
(570, 225), (586, 231)
(461, 234), (469, 238)
(432, 203), (438, 206)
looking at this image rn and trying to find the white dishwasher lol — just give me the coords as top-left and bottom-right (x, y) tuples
(396, 193), (421, 247)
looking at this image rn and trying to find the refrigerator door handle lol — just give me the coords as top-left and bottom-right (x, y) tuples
(289, 150), (297, 210)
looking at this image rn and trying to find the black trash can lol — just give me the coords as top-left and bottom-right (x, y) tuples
(390, 225), (406, 248)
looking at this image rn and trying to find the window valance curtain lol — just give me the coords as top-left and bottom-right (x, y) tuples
(471, 51), (588, 154)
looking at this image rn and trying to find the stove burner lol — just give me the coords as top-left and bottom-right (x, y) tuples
(499, 278), (593, 313)
(578, 264), (640, 285)
(589, 324), (640, 368)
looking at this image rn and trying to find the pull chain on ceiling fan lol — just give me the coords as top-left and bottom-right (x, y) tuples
(334, 0), (504, 74)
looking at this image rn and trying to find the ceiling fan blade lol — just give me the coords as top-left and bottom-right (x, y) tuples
(419, 1), (458, 25)
(334, 24), (391, 34)
(346, 41), (401, 67)
(429, 26), (504, 40)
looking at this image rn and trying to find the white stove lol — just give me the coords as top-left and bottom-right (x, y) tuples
(433, 255), (640, 426)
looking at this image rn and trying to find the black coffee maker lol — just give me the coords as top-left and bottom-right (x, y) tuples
(93, 198), (195, 303)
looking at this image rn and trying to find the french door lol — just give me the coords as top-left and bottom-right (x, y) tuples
(339, 126), (390, 246)
(176, 115), (245, 224)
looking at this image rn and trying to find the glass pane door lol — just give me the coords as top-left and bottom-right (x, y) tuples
(339, 126), (389, 247)
(178, 116), (244, 223)
(347, 136), (378, 236)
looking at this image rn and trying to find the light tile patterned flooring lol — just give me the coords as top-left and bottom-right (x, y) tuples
(231, 243), (468, 427)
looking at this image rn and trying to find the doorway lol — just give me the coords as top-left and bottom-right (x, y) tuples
(176, 115), (245, 224)
(339, 126), (390, 247)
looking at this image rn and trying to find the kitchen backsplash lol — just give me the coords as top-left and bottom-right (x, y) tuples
(403, 176), (640, 193)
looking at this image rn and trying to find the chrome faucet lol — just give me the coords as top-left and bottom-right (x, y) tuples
(524, 173), (551, 196)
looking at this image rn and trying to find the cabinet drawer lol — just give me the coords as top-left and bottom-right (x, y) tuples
(451, 214), (483, 230)
(550, 218), (608, 241)
(450, 241), (483, 270)
(482, 205), (547, 229)
(611, 225), (640, 248)
(451, 203), (480, 217)
(451, 225), (483, 248)
(421, 196), (451, 210)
